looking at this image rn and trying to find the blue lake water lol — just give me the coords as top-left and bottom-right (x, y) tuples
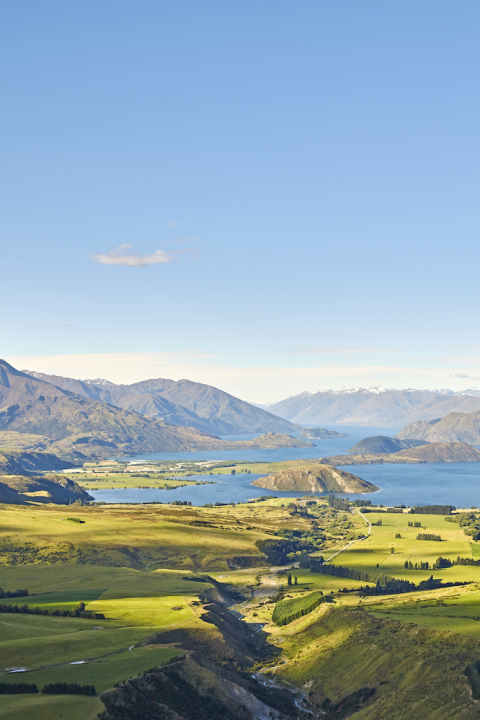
(91, 426), (480, 508)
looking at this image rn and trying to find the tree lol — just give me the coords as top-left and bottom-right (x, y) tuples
(287, 574), (292, 586)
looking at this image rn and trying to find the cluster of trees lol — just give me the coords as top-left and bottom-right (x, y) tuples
(404, 560), (429, 570)
(309, 561), (414, 592)
(408, 521), (422, 527)
(434, 556), (480, 568)
(286, 573), (298, 585)
(0, 601), (104, 619)
(416, 533), (442, 541)
(327, 496), (350, 511)
(386, 508), (404, 514)
(445, 513), (480, 540)
(256, 532), (319, 565)
(358, 577), (416, 595)
(42, 683), (96, 695)
(0, 588), (28, 599)
(411, 505), (455, 515)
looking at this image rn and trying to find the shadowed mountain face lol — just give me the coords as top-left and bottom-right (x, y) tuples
(269, 388), (480, 427)
(0, 474), (92, 505)
(396, 411), (480, 444)
(24, 370), (300, 436)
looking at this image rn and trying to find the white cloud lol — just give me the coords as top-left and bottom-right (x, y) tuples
(280, 346), (395, 355)
(449, 373), (480, 380)
(90, 244), (177, 267)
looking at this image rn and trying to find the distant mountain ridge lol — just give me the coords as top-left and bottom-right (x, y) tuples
(0, 361), (316, 463)
(0, 360), (242, 460)
(24, 370), (300, 436)
(396, 410), (480, 444)
(319, 441), (480, 466)
(269, 387), (480, 427)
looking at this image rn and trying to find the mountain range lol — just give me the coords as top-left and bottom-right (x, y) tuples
(24, 370), (299, 436)
(0, 360), (322, 463)
(269, 387), (480, 427)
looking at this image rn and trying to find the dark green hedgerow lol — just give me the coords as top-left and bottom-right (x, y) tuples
(272, 591), (325, 626)
(0, 683), (38, 694)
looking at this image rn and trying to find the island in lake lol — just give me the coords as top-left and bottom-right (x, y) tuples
(252, 463), (378, 493)
(298, 427), (349, 440)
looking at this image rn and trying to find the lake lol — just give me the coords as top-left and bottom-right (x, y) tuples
(90, 426), (480, 508)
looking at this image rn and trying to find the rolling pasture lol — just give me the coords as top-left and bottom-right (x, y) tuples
(2, 497), (480, 718)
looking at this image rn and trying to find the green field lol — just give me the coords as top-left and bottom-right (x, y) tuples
(2, 498), (480, 718)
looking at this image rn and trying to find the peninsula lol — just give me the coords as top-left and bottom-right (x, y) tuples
(317, 441), (480, 466)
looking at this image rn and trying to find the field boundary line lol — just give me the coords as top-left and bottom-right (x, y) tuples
(323, 509), (371, 564)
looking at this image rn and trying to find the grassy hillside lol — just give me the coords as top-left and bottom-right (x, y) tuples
(3, 498), (480, 718)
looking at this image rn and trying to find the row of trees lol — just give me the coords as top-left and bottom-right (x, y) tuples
(416, 533), (442, 541)
(0, 601), (104, 619)
(0, 588), (28, 599)
(411, 505), (455, 515)
(0, 682), (95, 695)
(404, 561), (430, 570)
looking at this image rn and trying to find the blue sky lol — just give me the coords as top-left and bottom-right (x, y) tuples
(2, 1), (480, 401)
